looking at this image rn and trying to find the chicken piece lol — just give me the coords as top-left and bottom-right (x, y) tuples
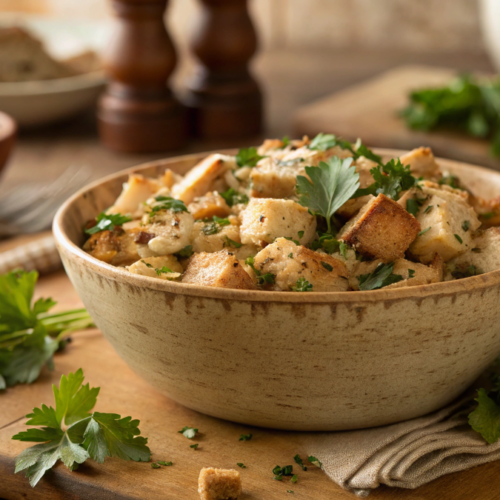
(349, 256), (443, 290)
(83, 229), (139, 266)
(182, 251), (256, 290)
(399, 147), (441, 180)
(408, 190), (481, 264)
(140, 208), (194, 256)
(127, 255), (183, 280)
(198, 468), (242, 500)
(239, 198), (316, 247)
(250, 157), (298, 199)
(171, 154), (232, 204)
(338, 194), (421, 263)
(337, 156), (376, 219)
(108, 174), (162, 215)
(191, 220), (242, 253)
(252, 238), (349, 292)
(188, 192), (231, 221)
(446, 227), (500, 278)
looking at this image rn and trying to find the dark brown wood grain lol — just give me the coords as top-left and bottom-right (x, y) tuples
(97, 0), (187, 153)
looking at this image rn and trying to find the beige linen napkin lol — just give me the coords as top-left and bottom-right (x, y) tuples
(301, 395), (500, 497)
(0, 234), (62, 275)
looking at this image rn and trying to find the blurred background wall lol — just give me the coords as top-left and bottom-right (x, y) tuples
(0, 0), (486, 55)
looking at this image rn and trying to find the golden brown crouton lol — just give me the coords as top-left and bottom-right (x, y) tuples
(188, 192), (231, 221)
(338, 194), (421, 263)
(108, 174), (162, 215)
(250, 158), (298, 199)
(182, 251), (256, 290)
(399, 147), (441, 180)
(198, 468), (242, 500)
(349, 256), (443, 290)
(172, 154), (231, 204)
(191, 220), (242, 253)
(239, 198), (317, 247)
(252, 237), (349, 292)
(83, 229), (140, 266)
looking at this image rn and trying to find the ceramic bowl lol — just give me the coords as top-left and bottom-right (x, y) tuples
(53, 150), (500, 431)
(0, 111), (16, 176)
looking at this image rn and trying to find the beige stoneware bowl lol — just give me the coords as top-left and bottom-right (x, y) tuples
(53, 149), (500, 431)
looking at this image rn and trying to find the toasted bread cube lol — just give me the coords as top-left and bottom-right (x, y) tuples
(172, 154), (232, 204)
(127, 255), (182, 280)
(198, 468), (242, 500)
(399, 147), (441, 180)
(188, 192), (231, 221)
(446, 228), (500, 278)
(349, 256), (443, 290)
(409, 192), (481, 264)
(140, 209), (194, 255)
(250, 158), (298, 199)
(191, 220), (242, 253)
(182, 251), (256, 290)
(239, 198), (316, 247)
(83, 229), (140, 266)
(337, 156), (376, 219)
(338, 194), (421, 263)
(252, 238), (349, 292)
(108, 174), (162, 215)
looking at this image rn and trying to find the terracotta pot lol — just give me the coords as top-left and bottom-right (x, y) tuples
(53, 150), (500, 431)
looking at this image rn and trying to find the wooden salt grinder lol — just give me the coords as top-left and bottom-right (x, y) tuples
(98, 0), (187, 153)
(184, 0), (263, 140)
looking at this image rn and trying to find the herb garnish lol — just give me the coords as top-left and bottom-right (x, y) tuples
(290, 474), (298, 483)
(358, 263), (404, 291)
(454, 234), (463, 244)
(308, 133), (382, 164)
(245, 257), (276, 285)
(406, 197), (426, 217)
(85, 212), (132, 235)
(237, 463), (247, 468)
(239, 433), (253, 441)
(151, 196), (188, 214)
(175, 245), (194, 258)
(151, 462), (161, 469)
(0, 270), (94, 389)
(12, 369), (150, 487)
(418, 227), (431, 237)
(451, 265), (481, 279)
(321, 262), (333, 272)
(296, 156), (360, 234)
(408, 269), (415, 279)
(308, 456), (323, 468)
(178, 426), (198, 439)
(224, 236), (243, 248)
(469, 375), (500, 444)
(190, 444), (199, 450)
(273, 465), (294, 480)
(291, 277), (313, 292)
(424, 205), (434, 214)
(294, 454), (307, 471)
(482, 212), (496, 219)
(202, 216), (231, 235)
(236, 147), (266, 167)
(462, 220), (470, 231)
(158, 461), (173, 466)
(141, 260), (174, 277)
(439, 175), (462, 190)
(220, 188), (249, 207)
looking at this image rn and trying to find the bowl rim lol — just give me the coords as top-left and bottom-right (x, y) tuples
(53, 148), (500, 304)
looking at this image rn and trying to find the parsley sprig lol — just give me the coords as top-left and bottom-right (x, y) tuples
(220, 188), (249, 207)
(12, 369), (151, 487)
(296, 157), (360, 234)
(85, 212), (131, 235)
(151, 196), (188, 214)
(469, 374), (500, 444)
(291, 277), (313, 292)
(245, 257), (276, 286)
(308, 133), (382, 164)
(358, 263), (404, 291)
(236, 147), (266, 168)
(201, 216), (231, 236)
(0, 271), (94, 389)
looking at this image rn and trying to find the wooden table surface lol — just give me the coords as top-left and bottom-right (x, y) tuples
(2, 271), (500, 500)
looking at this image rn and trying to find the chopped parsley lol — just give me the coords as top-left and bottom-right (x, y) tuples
(298, 230), (305, 239)
(202, 216), (231, 235)
(237, 463), (247, 468)
(178, 426), (198, 439)
(151, 462), (161, 469)
(281, 136), (291, 147)
(157, 461), (173, 466)
(462, 220), (470, 231)
(290, 474), (298, 483)
(308, 456), (323, 468)
(236, 147), (266, 167)
(288, 253), (294, 258)
(418, 227), (431, 237)
(239, 433), (253, 441)
(292, 277), (313, 292)
(451, 265), (481, 279)
(151, 196), (188, 214)
(406, 197), (426, 217)
(408, 269), (415, 278)
(472, 248), (482, 253)
(224, 236), (243, 248)
(454, 234), (463, 244)
(469, 377), (500, 444)
(190, 444), (199, 450)
(358, 262), (404, 291)
(321, 261), (333, 272)
(175, 245), (194, 258)
(287, 491), (294, 494)
(296, 156), (360, 234)
(85, 212), (132, 235)
(423, 205), (434, 214)
(482, 212), (496, 219)
(294, 454), (307, 471)
(245, 257), (276, 286)
(439, 174), (462, 190)
(308, 133), (382, 164)
(220, 188), (249, 207)
(273, 465), (294, 478)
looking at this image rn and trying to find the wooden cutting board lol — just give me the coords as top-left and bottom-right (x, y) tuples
(1, 271), (500, 499)
(293, 65), (500, 170)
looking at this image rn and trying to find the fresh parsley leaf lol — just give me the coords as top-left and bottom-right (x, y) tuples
(178, 426), (198, 439)
(408, 269), (415, 279)
(439, 174), (462, 190)
(220, 188), (249, 207)
(287, 491), (294, 494)
(236, 147), (266, 167)
(308, 133), (382, 164)
(12, 369), (150, 487)
(282, 136), (290, 147)
(321, 262), (333, 272)
(308, 133), (339, 151)
(298, 230), (305, 239)
(239, 433), (253, 441)
(245, 257), (276, 286)
(151, 196), (188, 214)
(288, 253), (294, 258)
(423, 205), (433, 214)
(454, 234), (463, 244)
(418, 227), (431, 237)
(291, 277), (313, 292)
(339, 241), (349, 259)
(85, 213), (132, 235)
(151, 462), (161, 469)
(354, 159), (418, 200)
(310, 233), (340, 254)
(469, 388), (500, 444)
(358, 263), (404, 291)
(294, 454), (307, 471)
(237, 462), (247, 468)
(308, 455), (323, 468)
(290, 474), (298, 483)
(174, 245), (194, 258)
(157, 461), (172, 466)
(224, 236), (243, 248)
(296, 156), (360, 234)
(202, 216), (231, 235)
(462, 220), (470, 231)
(190, 443), (199, 450)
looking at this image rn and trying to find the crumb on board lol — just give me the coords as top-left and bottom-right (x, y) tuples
(198, 467), (242, 500)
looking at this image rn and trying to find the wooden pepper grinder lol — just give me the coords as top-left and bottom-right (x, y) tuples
(183, 0), (263, 140)
(98, 0), (187, 153)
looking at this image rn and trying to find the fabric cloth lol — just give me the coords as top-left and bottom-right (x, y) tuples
(301, 395), (500, 496)
(0, 234), (62, 275)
